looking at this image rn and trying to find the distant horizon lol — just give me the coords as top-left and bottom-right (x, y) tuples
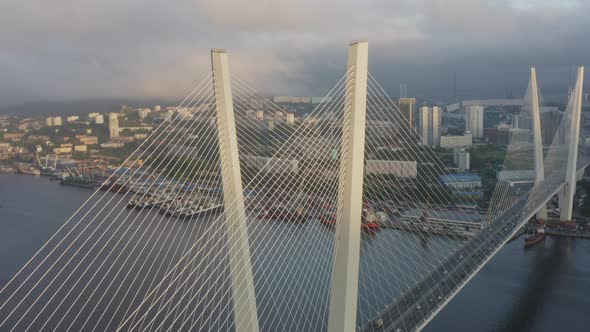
(0, 84), (575, 116)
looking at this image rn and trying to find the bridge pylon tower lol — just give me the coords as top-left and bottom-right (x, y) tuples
(327, 40), (369, 332)
(559, 66), (584, 222)
(530, 67), (547, 220)
(211, 49), (259, 332)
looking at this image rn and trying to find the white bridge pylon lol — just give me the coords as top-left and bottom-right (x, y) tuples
(328, 40), (369, 332)
(211, 49), (260, 332)
(211, 41), (372, 332)
(529, 67), (547, 220)
(559, 66), (584, 221)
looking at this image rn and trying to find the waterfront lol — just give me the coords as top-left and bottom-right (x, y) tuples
(1, 174), (589, 331)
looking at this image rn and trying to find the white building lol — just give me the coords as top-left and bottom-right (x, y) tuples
(138, 108), (150, 120)
(440, 173), (482, 191)
(419, 106), (441, 146)
(45, 117), (53, 127)
(101, 142), (125, 148)
(453, 149), (470, 172)
(440, 133), (473, 149)
(108, 113), (119, 138)
(52, 116), (62, 126)
(286, 113), (295, 125)
(513, 114), (521, 128)
(465, 105), (484, 138)
(176, 107), (193, 119)
(256, 110), (264, 121)
(154, 105), (161, 112)
(94, 114), (104, 124)
(365, 160), (417, 178)
(66, 115), (79, 123)
(74, 145), (88, 152)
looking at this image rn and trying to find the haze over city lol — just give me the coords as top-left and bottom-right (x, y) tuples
(1, 0), (589, 106)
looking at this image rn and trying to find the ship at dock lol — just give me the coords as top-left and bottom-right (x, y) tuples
(59, 176), (96, 188)
(99, 179), (129, 194)
(524, 219), (546, 247)
(319, 202), (384, 231)
(126, 190), (223, 220)
(257, 206), (308, 223)
(15, 163), (40, 176)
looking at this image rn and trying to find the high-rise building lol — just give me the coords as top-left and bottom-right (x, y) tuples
(465, 105), (484, 138)
(453, 149), (470, 172)
(138, 108), (150, 120)
(52, 116), (62, 126)
(513, 114), (520, 128)
(432, 107), (441, 146)
(45, 117), (53, 127)
(108, 113), (119, 138)
(419, 106), (441, 146)
(256, 110), (264, 121)
(420, 107), (429, 145)
(94, 114), (104, 124)
(398, 98), (416, 128)
(286, 113), (295, 125)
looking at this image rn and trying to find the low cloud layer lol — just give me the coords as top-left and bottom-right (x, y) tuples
(0, 0), (588, 106)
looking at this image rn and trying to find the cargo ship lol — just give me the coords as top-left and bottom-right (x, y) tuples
(524, 233), (545, 247)
(15, 163), (40, 176)
(361, 212), (380, 232)
(524, 226), (545, 247)
(59, 176), (96, 189)
(319, 212), (337, 226)
(319, 209), (381, 232)
(99, 179), (129, 194)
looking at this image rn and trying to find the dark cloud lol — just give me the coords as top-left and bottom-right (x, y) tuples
(0, 0), (588, 106)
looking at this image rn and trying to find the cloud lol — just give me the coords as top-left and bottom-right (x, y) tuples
(0, 0), (588, 106)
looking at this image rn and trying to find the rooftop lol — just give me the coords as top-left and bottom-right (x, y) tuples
(440, 173), (482, 183)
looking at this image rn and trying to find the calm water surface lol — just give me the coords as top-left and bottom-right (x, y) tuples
(0, 174), (589, 331)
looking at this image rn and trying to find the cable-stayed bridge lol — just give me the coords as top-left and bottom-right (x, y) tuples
(0, 41), (588, 332)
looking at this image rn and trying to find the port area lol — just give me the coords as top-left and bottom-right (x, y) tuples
(515, 218), (590, 246)
(544, 228), (590, 239)
(378, 206), (486, 238)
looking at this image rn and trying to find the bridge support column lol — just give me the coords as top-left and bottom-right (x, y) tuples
(559, 66), (584, 222)
(530, 67), (547, 220)
(211, 49), (259, 332)
(328, 40), (368, 332)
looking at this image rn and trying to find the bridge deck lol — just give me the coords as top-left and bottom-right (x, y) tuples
(365, 162), (589, 332)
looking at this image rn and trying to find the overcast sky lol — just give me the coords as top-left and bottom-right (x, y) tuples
(0, 0), (588, 106)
